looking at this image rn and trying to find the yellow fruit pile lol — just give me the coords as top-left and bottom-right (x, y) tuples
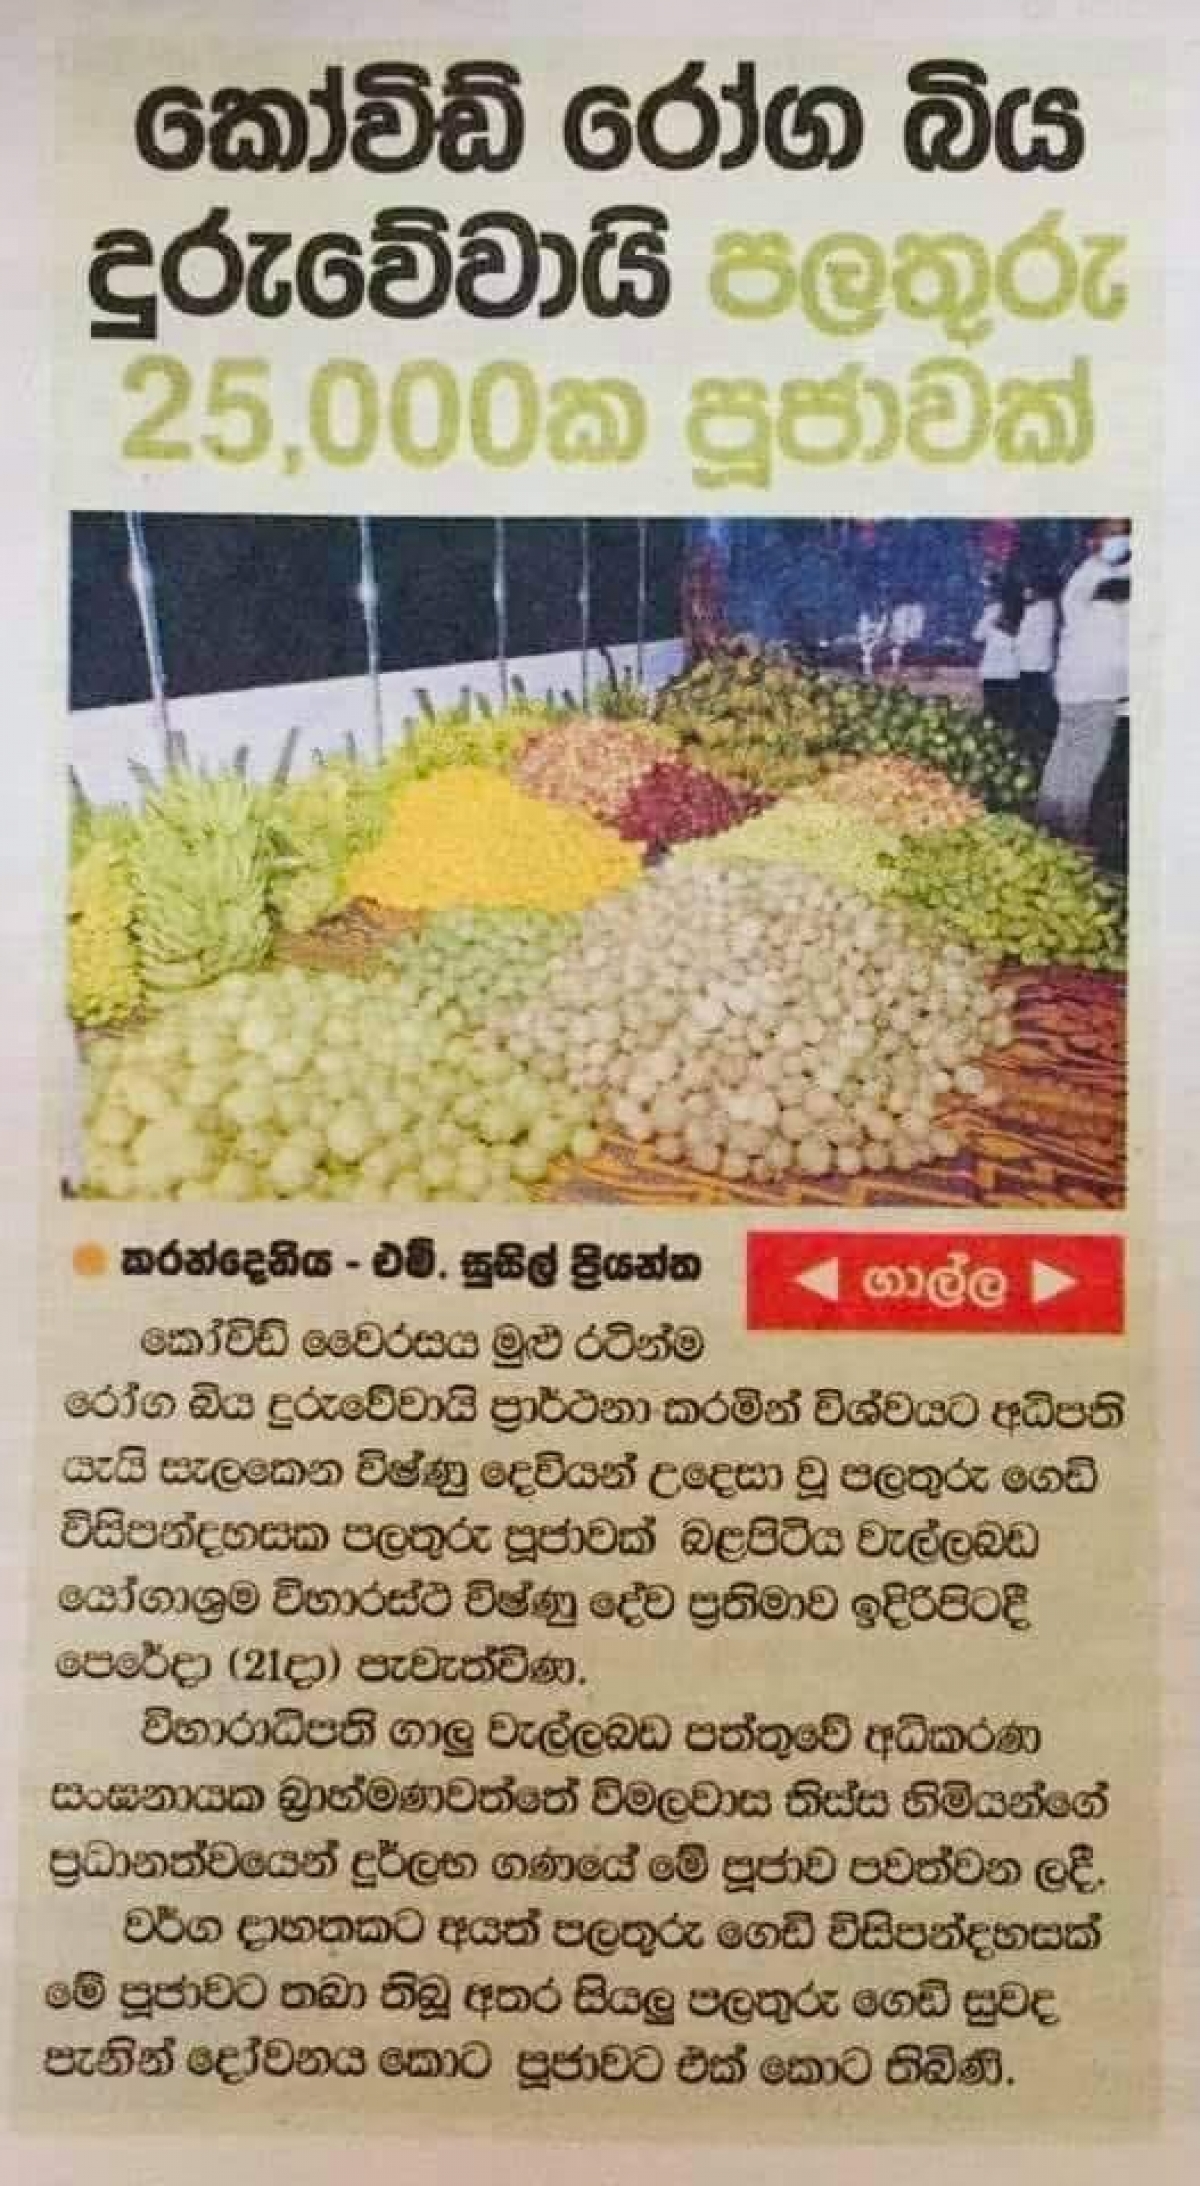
(346, 767), (643, 914)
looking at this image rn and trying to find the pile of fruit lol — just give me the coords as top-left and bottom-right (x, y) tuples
(653, 640), (834, 794)
(68, 770), (282, 1029)
(653, 639), (1036, 813)
(513, 716), (665, 821)
(674, 794), (899, 900)
(381, 699), (539, 791)
(882, 816), (1127, 970)
(270, 758), (391, 935)
(82, 962), (599, 1203)
(67, 652), (1126, 1205)
(68, 832), (141, 1027)
(821, 681), (1036, 811)
(62, 657), (1061, 1045)
(817, 755), (984, 833)
(614, 758), (768, 851)
(346, 767), (643, 913)
(389, 909), (580, 1028)
(494, 863), (1009, 1186)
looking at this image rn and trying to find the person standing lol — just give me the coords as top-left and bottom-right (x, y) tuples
(1016, 572), (1060, 769)
(972, 572), (1022, 737)
(1036, 521), (1131, 844)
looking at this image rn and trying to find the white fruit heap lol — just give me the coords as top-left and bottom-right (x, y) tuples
(494, 861), (1011, 1186)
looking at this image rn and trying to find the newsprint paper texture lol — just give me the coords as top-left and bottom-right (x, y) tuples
(0, 0), (1197, 2180)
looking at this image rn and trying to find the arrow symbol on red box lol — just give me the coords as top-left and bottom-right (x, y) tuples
(1031, 1259), (1077, 1306)
(748, 1233), (1121, 1334)
(794, 1255), (840, 1302)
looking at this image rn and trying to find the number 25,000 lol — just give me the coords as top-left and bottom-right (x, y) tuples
(120, 355), (647, 470)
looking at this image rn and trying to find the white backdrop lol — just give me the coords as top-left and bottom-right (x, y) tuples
(68, 639), (684, 807)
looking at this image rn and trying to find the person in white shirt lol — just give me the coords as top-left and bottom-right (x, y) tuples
(1036, 521), (1131, 844)
(972, 572), (1022, 737)
(1015, 571), (1060, 768)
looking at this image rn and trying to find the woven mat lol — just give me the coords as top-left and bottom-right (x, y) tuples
(276, 900), (424, 970)
(549, 966), (1125, 1210)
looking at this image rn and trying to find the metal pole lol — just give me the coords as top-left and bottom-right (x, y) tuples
(635, 518), (648, 686)
(357, 516), (384, 760)
(493, 517), (509, 705)
(578, 518), (591, 709)
(125, 512), (170, 759)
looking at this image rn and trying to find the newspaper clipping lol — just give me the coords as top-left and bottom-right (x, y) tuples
(2, 2), (1194, 2175)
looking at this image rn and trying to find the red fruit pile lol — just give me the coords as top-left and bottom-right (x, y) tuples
(615, 759), (769, 852)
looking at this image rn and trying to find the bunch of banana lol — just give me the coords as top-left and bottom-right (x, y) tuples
(132, 770), (274, 992)
(70, 798), (139, 869)
(383, 702), (536, 789)
(654, 639), (836, 792)
(273, 866), (345, 935)
(68, 837), (142, 1026)
(270, 770), (351, 935)
(269, 759), (392, 934)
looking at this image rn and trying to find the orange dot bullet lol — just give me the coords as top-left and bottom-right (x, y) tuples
(72, 1242), (108, 1278)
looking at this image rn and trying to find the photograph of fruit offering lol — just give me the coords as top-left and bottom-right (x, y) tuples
(66, 513), (1128, 1208)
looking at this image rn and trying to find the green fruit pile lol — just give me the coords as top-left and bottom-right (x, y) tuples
(824, 685), (1037, 813)
(654, 640), (1036, 813)
(132, 772), (275, 995)
(653, 639), (836, 793)
(81, 962), (599, 1203)
(673, 794), (900, 901)
(383, 702), (538, 790)
(882, 816), (1126, 969)
(390, 908), (580, 1027)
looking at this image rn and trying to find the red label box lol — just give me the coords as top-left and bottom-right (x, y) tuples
(746, 1232), (1124, 1336)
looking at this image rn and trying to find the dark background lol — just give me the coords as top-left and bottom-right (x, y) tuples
(68, 512), (1126, 869)
(69, 514), (686, 711)
(705, 516), (1096, 655)
(70, 514), (1101, 709)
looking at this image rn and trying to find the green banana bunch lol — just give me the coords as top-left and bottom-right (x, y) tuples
(133, 771), (274, 993)
(270, 771), (349, 935)
(68, 838), (142, 1026)
(383, 706), (534, 789)
(70, 798), (139, 870)
(270, 760), (392, 934)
